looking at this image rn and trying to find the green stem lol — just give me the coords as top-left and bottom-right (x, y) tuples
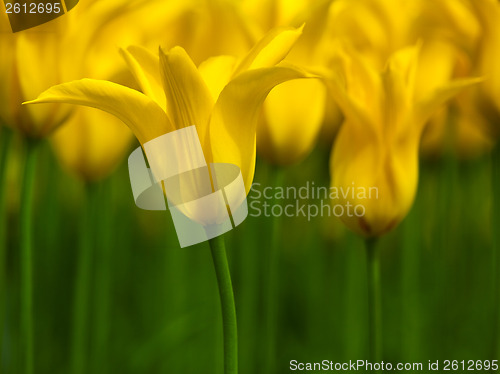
(263, 168), (285, 374)
(365, 238), (381, 364)
(90, 182), (111, 374)
(20, 138), (39, 374)
(492, 144), (500, 359)
(209, 235), (238, 374)
(235, 218), (258, 374)
(70, 184), (97, 374)
(0, 128), (13, 364)
(401, 206), (421, 361)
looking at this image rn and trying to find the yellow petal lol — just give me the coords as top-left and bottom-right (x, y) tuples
(416, 40), (459, 97)
(120, 46), (166, 111)
(258, 78), (326, 165)
(24, 79), (172, 144)
(232, 25), (304, 76)
(159, 46), (214, 149)
(198, 55), (238, 101)
(322, 43), (382, 138)
(382, 44), (420, 135)
(210, 65), (315, 192)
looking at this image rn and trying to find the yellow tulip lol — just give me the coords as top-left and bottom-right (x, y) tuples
(257, 78), (325, 165)
(0, 14), (68, 137)
(0, 0), (141, 137)
(26, 26), (315, 192)
(325, 43), (481, 237)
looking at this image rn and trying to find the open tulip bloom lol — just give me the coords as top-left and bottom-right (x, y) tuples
(26, 25), (314, 191)
(26, 24), (317, 374)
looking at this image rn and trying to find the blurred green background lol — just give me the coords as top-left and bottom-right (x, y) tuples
(1, 127), (496, 373)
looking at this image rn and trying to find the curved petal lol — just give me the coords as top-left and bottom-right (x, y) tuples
(159, 46), (214, 148)
(232, 24), (304, 76)
(416, 77), (483, 129)
(24, 78), (172, 144)
(120, 46), (166, 111)
(210, 65), (316, 192)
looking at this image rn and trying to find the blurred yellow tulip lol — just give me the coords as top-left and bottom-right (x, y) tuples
(26, 26), (316, 192)
(257, 78), (325, 165)
(50, 109), (132, 182)
(0, 13), (69, 137)
(325, 43), (480, 237)
(0, 0), (140, 138)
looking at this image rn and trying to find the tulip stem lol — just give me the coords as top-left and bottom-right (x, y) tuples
(90, 182), (112, 374)
(365, 238), (381, 364)
(0, 127), (12, 363)
(209, 235), (238, 374)
(20, 138), (40, 374)
(70, 183), (97, 374)
(263, 168), (285, 374)
(492, 144), (500, 359)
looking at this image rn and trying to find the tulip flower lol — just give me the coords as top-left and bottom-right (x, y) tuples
(325, 43), (480, 238)
(256, 78), (326, 165)
(26, 26), (313, 191)
(0, 18), (67, 138)
(26, 25), (314, 374)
